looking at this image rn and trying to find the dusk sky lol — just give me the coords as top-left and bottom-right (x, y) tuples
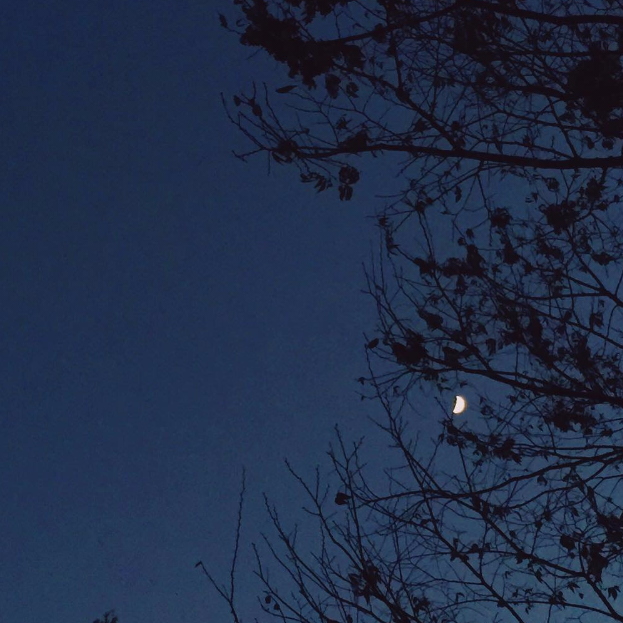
(0, 2), (435, 621)
(2, 4), (614, 622)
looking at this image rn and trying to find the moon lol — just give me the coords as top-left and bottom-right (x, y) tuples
(452, 395), (467, 415)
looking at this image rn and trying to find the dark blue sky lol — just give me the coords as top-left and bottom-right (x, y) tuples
(0, 2), (408, 621)
(3, 4), (612, 621)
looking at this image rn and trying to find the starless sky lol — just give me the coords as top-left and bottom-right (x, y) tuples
(1, 0), (507, 620)
(0, 1), (415, 621)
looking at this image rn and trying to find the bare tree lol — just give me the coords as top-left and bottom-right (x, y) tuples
(221, 0), (623, 204)
(91, 611), (118, 623)
(203, 2), (623, 623)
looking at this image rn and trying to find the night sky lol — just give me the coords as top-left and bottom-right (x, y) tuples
(2, 2), (463, 622)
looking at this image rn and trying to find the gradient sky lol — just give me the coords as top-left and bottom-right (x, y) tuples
(3, 4), (613, 622)
(0, 2), (423, 621)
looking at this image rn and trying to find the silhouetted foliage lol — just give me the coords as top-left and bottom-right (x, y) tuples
(222, 0), (623, 203)
(210, 2), (623, 623)
(91, 611), (118, 623)
(334, 491), (351, 505)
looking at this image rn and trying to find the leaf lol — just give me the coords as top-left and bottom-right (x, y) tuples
(442, 346), (462, 366)
(418, 310), (443, 330)
(413, 257), (434, 276)
(392, 335), (428, 366)
(339, 184), (354, 201)
(341, 130), (368, 152)
(233, 95), (242, 107)
(592, 251), (613, 265)
(218, 13), (228, 28)
(346, 81), (359, 98)
(367, 338), (379, 349)
(335, 492), (351, 505)
(252, 103), (263, 117)
(490, 208), (511, 229)
(545, 177), (559, 192)
(336, 116), (350, 131)
(590, 311), (604, 328)
(465, 244), (483, 275)
(339, 165), (360, 185)
(276, 85), (297, 94)
(396, 87), (410, 103)
(325, 73), (341, 99)
(560, 534), (575, 551)
(502, 241), (520, 265)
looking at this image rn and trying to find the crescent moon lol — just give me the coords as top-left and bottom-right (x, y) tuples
(452, 395), (467, 415)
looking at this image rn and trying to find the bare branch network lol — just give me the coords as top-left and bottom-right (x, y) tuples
(222, 0), (623, 203)
(204, 2), (623, 623)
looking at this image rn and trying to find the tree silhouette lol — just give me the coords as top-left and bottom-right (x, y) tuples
(208, 2), (623, 623)
(91, 611), (118, 623)
(222, 0), (623, 204)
